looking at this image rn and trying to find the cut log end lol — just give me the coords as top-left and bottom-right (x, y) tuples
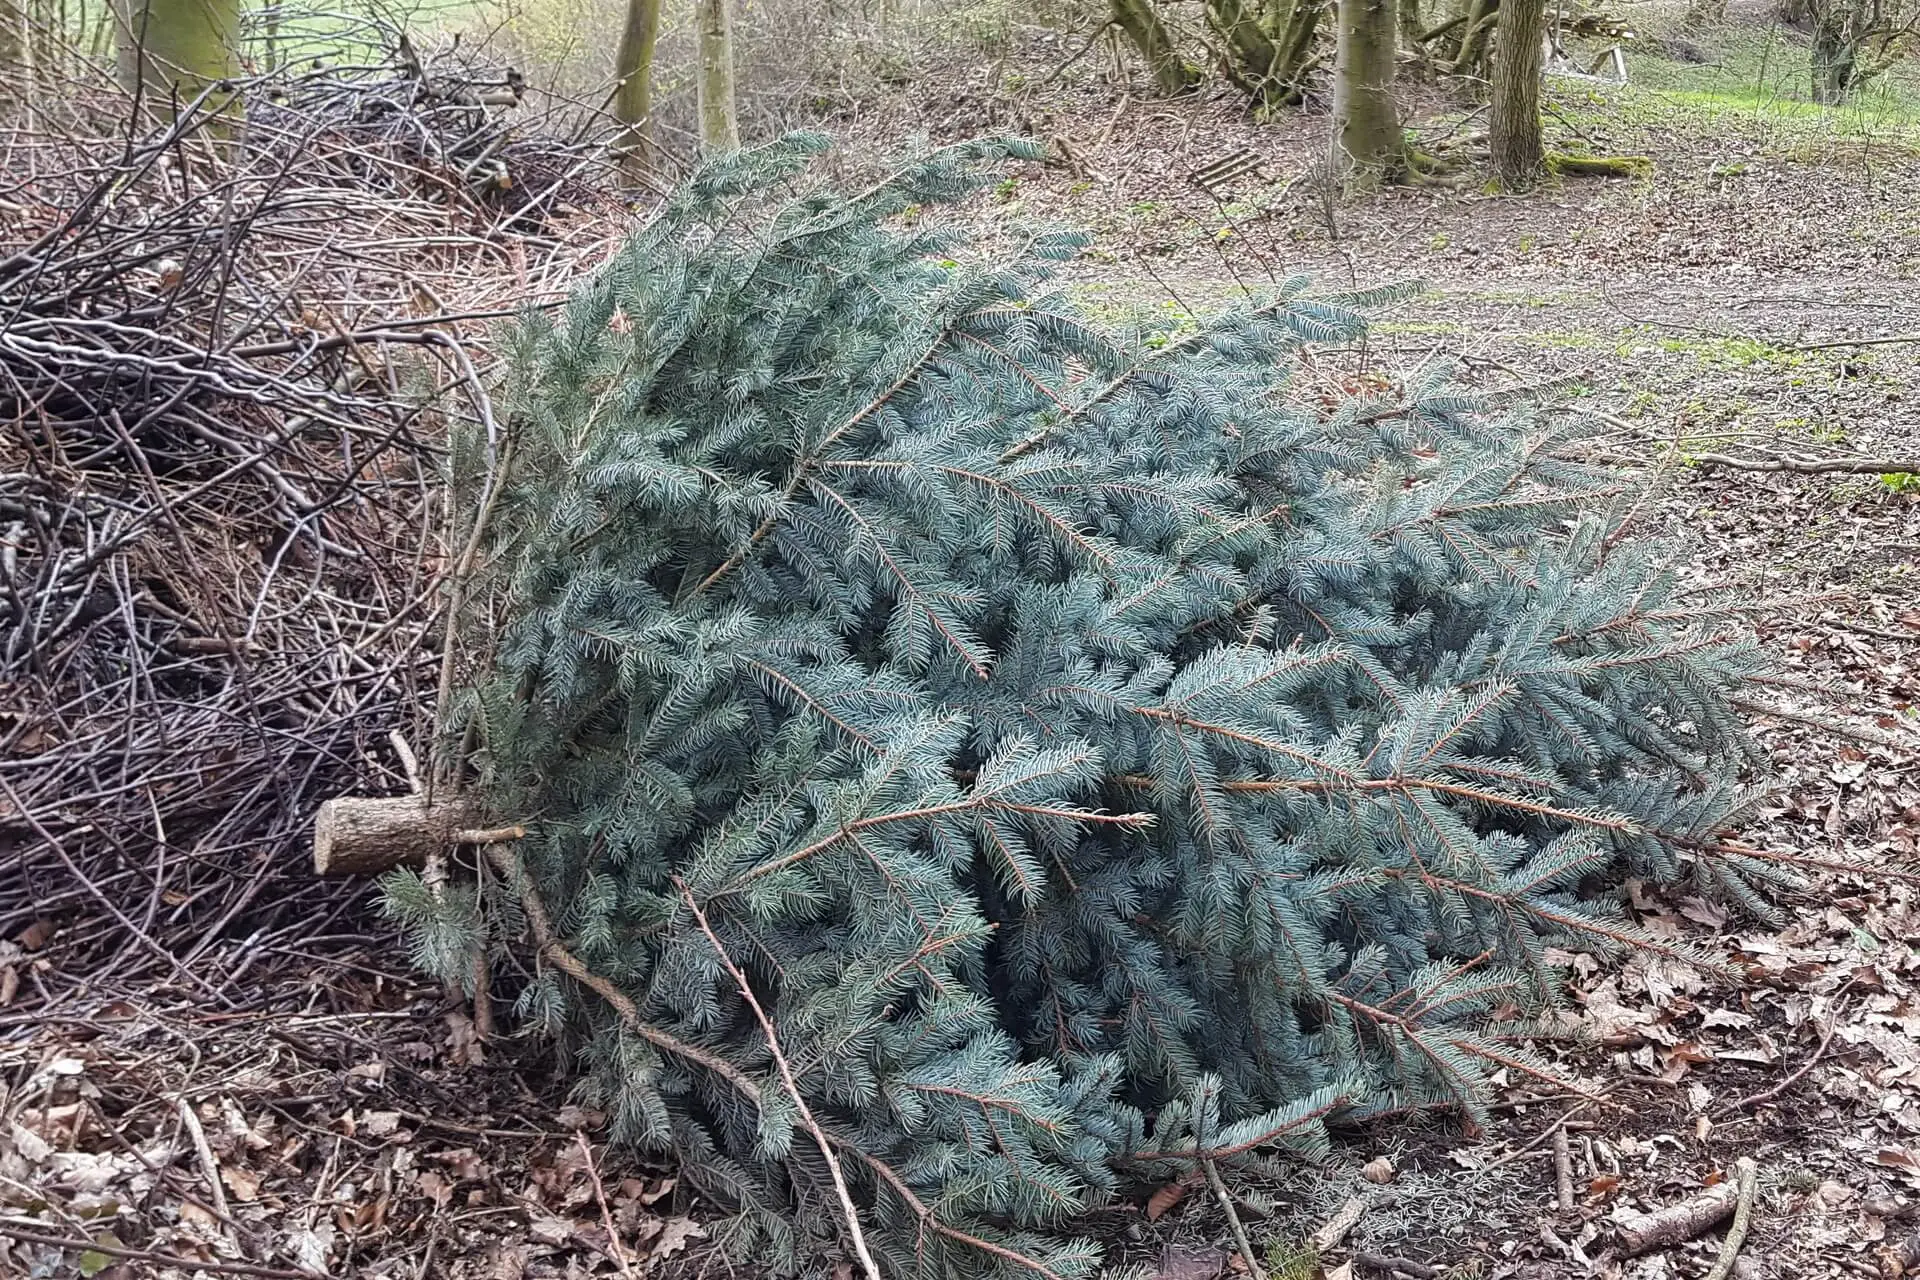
(313, 794), (480, 876)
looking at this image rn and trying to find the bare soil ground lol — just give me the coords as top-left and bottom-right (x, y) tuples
(6, 10), (1920, 1278)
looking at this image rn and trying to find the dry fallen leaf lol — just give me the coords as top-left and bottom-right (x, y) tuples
(650, 1216), (706, 1262)
(220, 1162), (261, 1202)
(1145, 1178), (1190, 1221)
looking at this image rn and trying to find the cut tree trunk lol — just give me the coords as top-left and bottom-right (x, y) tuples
(1489, 0), (1545, 184)
(1112, 0), (1199, 95)
(694, 0), (739, 153)
(312, 795), (481, 877)
(1334, 0), (1404, 182)
(613, 0), (664, 177)
(114, 0), (243, 118)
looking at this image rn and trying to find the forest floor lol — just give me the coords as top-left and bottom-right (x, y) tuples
(6, 6), (1920, 1280)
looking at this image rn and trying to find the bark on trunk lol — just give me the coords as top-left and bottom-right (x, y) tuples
(1810, 8), (1855, 103)
(613, 0), (664, 176)
(1489, 0), (1545, 184)
(695, 0), (739, 153)
(1398, 0), (1423, 52)
(114, 0), (242, 118)
(1112, 0), (1198, 96)
(1333, 0), (1403, 182)
(0, 0), (22, 76)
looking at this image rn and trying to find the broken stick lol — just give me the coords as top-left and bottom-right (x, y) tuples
(1614, 1173), (1743, 1256)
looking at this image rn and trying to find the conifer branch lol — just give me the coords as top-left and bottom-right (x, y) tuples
(483, 846), (765, 1101)
(674, 878), (884, 1280)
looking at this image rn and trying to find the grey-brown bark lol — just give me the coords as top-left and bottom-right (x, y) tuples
(1489, 0), (1545, 184)
(1333, 0), (1404, 181)
(1206, 0), (1323, 103)
(695, 0), (739, 153)
(613, 0), (664, 175)
(1111, 0), (1199, 95)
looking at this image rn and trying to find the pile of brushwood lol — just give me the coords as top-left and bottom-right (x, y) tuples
(0, 37), (614, 1017)
(386, 134), (1798, 1280)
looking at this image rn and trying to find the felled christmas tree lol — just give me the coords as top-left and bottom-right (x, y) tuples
(388, 135), (1779, 1278)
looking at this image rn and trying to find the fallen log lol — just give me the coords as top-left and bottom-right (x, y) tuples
(311, 795), (519, 876)
(1613, 1175), (1742, 1256)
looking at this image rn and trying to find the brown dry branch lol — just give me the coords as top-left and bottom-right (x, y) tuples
(1701, 1158), (1758, 1280)
(1690, 452), (1920, 476)
(674, 876), (884, 1280)
(0, 34), (620, 1033)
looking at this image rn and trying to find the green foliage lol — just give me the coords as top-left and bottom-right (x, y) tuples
(426, 135), (1775, 1278)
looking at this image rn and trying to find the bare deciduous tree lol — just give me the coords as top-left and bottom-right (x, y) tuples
(1806, 0), (1917, 102)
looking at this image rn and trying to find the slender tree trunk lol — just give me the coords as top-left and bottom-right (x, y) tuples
(1398, 0), (1422, 50)
(115, 0), (243, 116)
(612, 0), (663, 177)
(1489, 0), (1545, 184)
(28, 0), (55, 81)
(1333, 0), (1403, 182)
(694, 0), (738, 153)
(1111, 0), (1198, 96)
(0, 0), (22, 75)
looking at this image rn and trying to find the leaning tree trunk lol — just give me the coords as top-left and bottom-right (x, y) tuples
(1334, 0), (1404, 182)
(1112, 0), (1198, 95)
(115, 0), (243, 117)
(695, 0), (739, 153)
(613, 0), (664, 176)
(1269, 0), (1329, 98)
(1489, 0), (1545, 184)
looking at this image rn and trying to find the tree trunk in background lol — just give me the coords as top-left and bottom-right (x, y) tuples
(613, 0), (663, 176)
(1685, 0), (1727, 24)
(1398, 0), (1422, 51)
(115, 0), (242, 116)
(1449, 0), (1499, 74)
(1333, 0), (1403, 181)
(1489, 0), (1545, 184)
(1111, 0), (1198, 96)
(0, 0), (22, 75)
(694, 0), (738, 153)
(1809, 9), (1854, 102)
(1206, 0), (1283, 99)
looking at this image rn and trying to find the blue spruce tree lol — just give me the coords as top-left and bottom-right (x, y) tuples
(386, 135), (1783, 1279)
